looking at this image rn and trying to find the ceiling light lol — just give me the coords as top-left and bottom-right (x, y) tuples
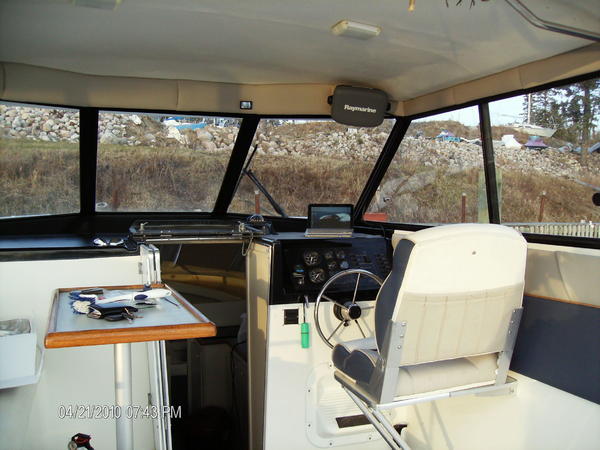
(331, 20), (381, 40)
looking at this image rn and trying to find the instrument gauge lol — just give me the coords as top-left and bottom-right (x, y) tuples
(309, 268), (326, 284)
(327, 260), (338, 270)
(323, 250), (334, 260)
(335, 249), (346, 260)
(303, 250), (321, 266)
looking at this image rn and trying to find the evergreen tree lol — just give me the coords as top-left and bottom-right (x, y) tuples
(522, 90), (562, 128)
(523, 77), (600, 159)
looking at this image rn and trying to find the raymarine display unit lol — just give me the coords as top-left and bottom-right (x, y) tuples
(329, 85), (389, 127)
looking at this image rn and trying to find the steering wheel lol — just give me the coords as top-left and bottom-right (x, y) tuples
(313, 269), (383, 349)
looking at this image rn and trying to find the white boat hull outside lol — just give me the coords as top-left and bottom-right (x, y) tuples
(513, 124), (556, 137)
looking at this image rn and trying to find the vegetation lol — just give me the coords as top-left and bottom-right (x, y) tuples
(500, 169), (599, 223)
(96, 144), (230, 212)
(229, 154), (376, 216)
(525, 79), (600, 148)
(0, 138), (79, 217)
(2, 137), (598, 224)
(373, 157), (599, 224)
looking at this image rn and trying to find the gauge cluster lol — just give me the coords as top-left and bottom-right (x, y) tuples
(299, 249), (345, 286)
(280, 237), (392, 298)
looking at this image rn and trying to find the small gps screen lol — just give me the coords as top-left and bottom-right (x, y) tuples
(308, 204), (353, 229)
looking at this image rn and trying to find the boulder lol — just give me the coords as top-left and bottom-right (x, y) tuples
(129, 114), (142, 125)
(196, 130), (213, 141)
(202, 141), (217, 152)
(99, 130), (120, 144)
(42, 119), (54, 132)
(167, 126), (186, 144)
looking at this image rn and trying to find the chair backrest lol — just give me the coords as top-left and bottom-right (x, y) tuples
(375, 224), (527, 366)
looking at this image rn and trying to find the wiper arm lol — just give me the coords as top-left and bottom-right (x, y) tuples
(232, 143), (288, 217)
(244, 169), (288, 218)
(232, 144), (259, 196)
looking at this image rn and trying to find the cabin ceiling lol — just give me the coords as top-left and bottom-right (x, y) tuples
(0, 0), (598, 106)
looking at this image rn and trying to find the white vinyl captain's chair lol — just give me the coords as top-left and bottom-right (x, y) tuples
(332, 224), (527, 450)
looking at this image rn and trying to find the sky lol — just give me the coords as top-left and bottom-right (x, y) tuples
(416, 95), (526, 126)
(5, 94), (528, 127)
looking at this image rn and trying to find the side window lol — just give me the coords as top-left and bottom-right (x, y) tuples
(365, 106), (488, 224)
(96, 112), (240, 212)
(489, 77), (599, 237)
(0, 101), (80, 218)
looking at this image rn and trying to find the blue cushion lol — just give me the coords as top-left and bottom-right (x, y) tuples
(332, 344), (351, 371)
(343, 349), (380, 383)
(333, 338), (381, 384)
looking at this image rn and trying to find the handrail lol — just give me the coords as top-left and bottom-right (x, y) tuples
(505, 0), (600, 42)
(508, 222), (600, 238)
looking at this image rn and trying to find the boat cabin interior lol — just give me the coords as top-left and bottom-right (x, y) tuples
(0, 1), (599, 449)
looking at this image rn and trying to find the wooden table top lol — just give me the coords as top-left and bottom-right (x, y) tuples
(45, 283), (216, 348)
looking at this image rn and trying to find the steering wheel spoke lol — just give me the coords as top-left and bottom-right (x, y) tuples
(326, 321), (345, 341)
(314, 269), (383, 348)
(354, 319), (366, 338)
(351, 272), (361, 304)
(321, 294), (337, 304)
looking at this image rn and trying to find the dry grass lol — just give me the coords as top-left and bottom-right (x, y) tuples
(409, 120), (480, 139)
(500, 169), (600, 223)
(1, 137), (598, 224)
(96, 144), (231, 212)
(229, 153), (375, 216)
(0, 138), (79, 216)
(376, 160), (483, 224)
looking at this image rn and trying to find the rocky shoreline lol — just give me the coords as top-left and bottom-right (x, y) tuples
(1, 104), (596, 180)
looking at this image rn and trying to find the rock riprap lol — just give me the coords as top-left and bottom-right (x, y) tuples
(1, 104), (596, 180)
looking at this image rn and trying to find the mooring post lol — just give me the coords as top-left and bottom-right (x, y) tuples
(461, 192), (467, 222)
(254, 189), (261, 214)
(538, 191), (547, 222)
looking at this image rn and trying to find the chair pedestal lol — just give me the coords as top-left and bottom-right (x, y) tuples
(338, 374), (518, 450)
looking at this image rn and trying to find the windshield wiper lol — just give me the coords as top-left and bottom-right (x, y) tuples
(234, 145), (288, 218)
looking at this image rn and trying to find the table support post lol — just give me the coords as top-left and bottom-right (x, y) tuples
(115, 342), (134, 450)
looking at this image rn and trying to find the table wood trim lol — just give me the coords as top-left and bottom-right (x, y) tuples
(45, 283), (216, 348)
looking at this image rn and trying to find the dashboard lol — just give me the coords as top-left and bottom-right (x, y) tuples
(269, 235), (392, 304)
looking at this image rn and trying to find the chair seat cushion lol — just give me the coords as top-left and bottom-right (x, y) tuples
(332, 337), (378, 383)
(334, 339), (498, 397)
(395, 353), (498, 397)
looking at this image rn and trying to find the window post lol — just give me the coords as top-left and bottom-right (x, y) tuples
(80, 107), (99, 216)
(478, 103), (501, 224)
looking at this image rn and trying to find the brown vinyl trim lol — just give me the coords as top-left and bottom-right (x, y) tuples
(524, 293), (600, 309)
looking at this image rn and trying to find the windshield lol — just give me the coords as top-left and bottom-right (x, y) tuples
(229, 118), (395, 217)
(96, 112), (241, 212)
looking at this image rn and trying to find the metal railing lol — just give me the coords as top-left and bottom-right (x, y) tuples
(507, 222), (600, 238)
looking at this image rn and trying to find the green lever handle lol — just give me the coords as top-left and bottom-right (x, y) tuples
(301, 322), (310, 348)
